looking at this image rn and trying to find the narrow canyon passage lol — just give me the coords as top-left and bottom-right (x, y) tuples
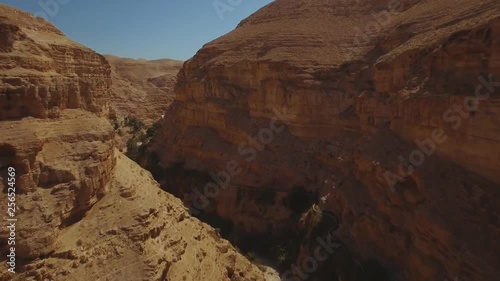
(0, 1), (499, 281)
(148, 163), (392, 281)
(138, 1), (500, 280)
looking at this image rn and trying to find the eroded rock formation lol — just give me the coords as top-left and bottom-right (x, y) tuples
(0, 4), (276, 281)
(105, 55), (182, 126)
(149, 1), (500, 280)
(0, 5), (111, 120)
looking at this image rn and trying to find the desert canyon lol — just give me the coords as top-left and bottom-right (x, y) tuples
(0, 1), (499, 281)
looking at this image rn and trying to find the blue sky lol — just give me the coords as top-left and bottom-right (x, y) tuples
(1, 0), (273, 60)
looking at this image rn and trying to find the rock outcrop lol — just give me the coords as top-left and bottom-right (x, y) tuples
(0, 4), (276, 281)
(150, 1), (500, 280)
(0, 146), (276, 281)
(0, 5), (111, 120)
(0, 110), (116, 260)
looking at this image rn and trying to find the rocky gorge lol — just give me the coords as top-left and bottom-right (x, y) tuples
(0, 4), (277, 281)
(144, 0), (500, 281)
(0, 0), (498, 281)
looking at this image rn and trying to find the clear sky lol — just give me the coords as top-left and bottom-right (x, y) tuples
(0, 0), (274, 61)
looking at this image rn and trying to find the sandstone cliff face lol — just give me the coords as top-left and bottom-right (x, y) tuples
(151, 1), (500, 280)
(0, 110), (116, 260)
(0, 4), (276, 281)
(105, 55), (182, 126)
(0, 5), (111, 120)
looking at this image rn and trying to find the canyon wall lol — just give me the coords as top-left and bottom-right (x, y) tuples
(105, 55), (182, 126)
(0, 5), (111, 120)
(0, 4), (275, 281)
(105, 55), (182, 150)
(150, 0), (500, 280)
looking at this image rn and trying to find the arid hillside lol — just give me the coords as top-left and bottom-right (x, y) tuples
(0, 4), (277, 281)
(105, 55), (182, 126)
(0, 5), (110, 120)
(148, 0), (500, 281)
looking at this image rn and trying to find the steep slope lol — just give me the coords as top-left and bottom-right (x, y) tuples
(0, 5), (111, 120)
(105, 55), (182, 126)
(149, 1), (500, 280)
(0, 4), (277, 281)
(0, 147), (275, 281)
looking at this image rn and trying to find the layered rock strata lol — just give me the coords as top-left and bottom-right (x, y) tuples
(0, 5), (111, 120)
(0, 4), (276, 281)
(150, 1), (500, 280)
(105, 55), (182, 126)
